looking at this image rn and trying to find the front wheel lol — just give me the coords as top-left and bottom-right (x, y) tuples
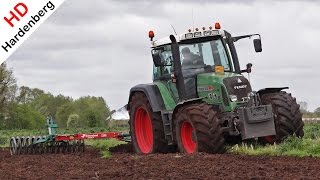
(260, 91), (304, 143)
(174, 103), (225, 154)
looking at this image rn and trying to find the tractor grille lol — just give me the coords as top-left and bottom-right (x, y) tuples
(223, 76), (252, 102)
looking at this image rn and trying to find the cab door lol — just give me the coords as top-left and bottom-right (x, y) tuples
(152, 45), (179, 102)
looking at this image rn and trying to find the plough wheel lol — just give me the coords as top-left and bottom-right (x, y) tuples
(9, 137), (17, 155)
(9, 136), (86, 155)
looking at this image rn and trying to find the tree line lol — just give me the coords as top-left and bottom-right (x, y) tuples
(0, 63), (111, 130)
(2, 62), (318, 130)
(298, 101), (320, 118)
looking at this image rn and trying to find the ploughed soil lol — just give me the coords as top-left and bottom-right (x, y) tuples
(1, 144), (320, 180)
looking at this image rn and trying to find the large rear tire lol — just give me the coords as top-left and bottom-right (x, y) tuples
(174, 103), (225, 154)
(260, 91), (304, 143)
(129, 92), (169, 154)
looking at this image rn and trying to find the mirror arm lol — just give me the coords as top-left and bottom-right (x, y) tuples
(241, 63), (252, 74)
(233, 34), (261, 42)
(241, 69), (252, 73)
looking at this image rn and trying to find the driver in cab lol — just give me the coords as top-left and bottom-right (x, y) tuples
(181, 47), (204, 69)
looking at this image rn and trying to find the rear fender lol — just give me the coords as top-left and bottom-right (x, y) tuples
(127, 84), (165, 112)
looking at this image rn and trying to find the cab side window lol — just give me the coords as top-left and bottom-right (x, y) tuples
(152, 45), (173, 80)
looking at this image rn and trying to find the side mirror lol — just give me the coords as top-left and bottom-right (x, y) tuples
(246, 63), (252, 73)
(253, 39), (262, 52)
(152, 53), (164, 67)
(241, 63), (253, 73)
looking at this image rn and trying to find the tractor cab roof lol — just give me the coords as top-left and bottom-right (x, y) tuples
(151, 29), (225, 48)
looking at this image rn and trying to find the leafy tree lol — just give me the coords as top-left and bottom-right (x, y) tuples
(67, 113), (80, 128)
(55, 102), (75, 127)
(16, 86), (45, 104)
(0, 63), (16, 111)
(30, 93), (54, 115)
(314, 107), (320, 115)
(4, 103), (45, 129)
(30, 93), (72, 119)
(74, 96), (111, 128)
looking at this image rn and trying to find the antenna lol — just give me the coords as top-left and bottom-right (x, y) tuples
(170, 24), (177, 35)
(192, 8), (195, 32)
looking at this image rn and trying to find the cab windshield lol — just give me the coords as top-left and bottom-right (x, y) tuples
(179, 38), (232, 72)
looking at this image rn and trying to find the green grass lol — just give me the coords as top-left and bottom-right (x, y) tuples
(229, 123), (320, 157)
(86, 139), (126, 158)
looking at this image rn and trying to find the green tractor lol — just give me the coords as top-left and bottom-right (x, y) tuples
(127, 23), (304, 154)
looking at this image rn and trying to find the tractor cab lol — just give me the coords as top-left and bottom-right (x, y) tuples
(150, 23), (261, 107)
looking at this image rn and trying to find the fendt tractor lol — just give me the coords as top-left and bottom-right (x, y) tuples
(127, 22), (304, 154)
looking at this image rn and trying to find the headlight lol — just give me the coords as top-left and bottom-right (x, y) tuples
(229, 95), (237, 102)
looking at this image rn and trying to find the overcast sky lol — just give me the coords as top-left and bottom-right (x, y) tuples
(6, 0), (320, 111)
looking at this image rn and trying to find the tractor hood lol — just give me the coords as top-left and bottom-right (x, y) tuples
(197, 72), (252, 106)
(197, 72), (242, 83)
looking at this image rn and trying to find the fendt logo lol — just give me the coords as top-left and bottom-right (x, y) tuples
(234, 84), (247, 90)
(4, 3), (29, 28)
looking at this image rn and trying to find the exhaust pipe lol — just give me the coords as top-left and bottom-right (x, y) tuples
(170, 35), (187, 101)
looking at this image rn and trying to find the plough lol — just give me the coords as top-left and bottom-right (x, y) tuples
(9, 116), (130, 155)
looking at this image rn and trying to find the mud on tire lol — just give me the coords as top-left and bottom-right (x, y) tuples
(174, 103), (225, 154)
(129, 92), (169, 154)
(260, 91), (304, 143)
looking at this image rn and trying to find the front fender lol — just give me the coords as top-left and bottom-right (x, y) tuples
(172, 98), (204, 118)
(257, 87), (288, 96)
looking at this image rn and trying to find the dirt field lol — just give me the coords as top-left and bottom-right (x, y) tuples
(1, 145), (320, 180)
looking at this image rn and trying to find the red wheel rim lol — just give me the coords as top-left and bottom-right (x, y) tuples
(180, 121), (197, 154)
(134, 107), (153, 154)
(265, 135), (275, 143)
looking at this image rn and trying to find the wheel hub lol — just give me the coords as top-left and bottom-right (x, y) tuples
(134, 107), (153, 154)
(180, 121), (197, 154)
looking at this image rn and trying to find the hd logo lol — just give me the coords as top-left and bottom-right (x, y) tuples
(0, 0), (65, 63)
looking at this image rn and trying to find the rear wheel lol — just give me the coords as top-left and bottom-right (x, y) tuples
(174, 103), (225, 154)
(129, 92), (169, 154)
(260, 91), (304, 143)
